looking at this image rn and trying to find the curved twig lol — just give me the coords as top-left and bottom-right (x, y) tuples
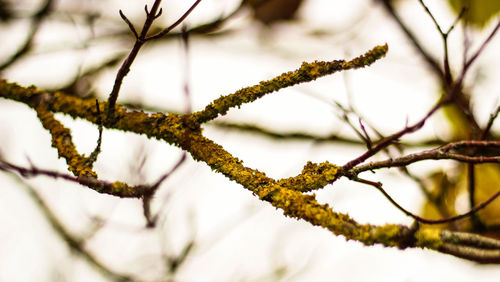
(353, 176), (500, 225)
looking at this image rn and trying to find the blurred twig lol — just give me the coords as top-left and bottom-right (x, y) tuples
(0, 0), (53, 71)
(2, 169), (135, 281)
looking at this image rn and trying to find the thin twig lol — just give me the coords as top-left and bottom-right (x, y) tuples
(146, 0), (203, 41)
(417, 0), (465, 84)
(151, 153), (187, 191)
(181, 25), (192, 114)
(350, 140), (500, 174)
(86, 100), (103, 167)
(210, 121), (367, 144)
(342, 100), (444, 171)
(0, 156), (147, 198)
(334, 102), (370, 146)
(354, 176), (500, 225)
(418, 0), (444, 34)
(106, 0), (163, 118)
(143, 152), (187, 227)
(377, 0), (443, 79)
(481, 104), (500, 139)
(467, 162), (485, 229)
(107, 0), (202, 118)
(119, 10), (138, 39)
(358, 118), (373, 149)
(460, 18), (500, 81)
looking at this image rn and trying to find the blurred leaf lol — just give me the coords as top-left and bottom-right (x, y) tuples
(246, 0), (304, 25)
(441, 104), (474, 140)
(421, 171), (461, 230)
(468, 164), (500, 226)
(0, 0), (13, 22)
(448, 0), (500, 28)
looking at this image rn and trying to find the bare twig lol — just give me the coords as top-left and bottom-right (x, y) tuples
(210, 121), (367, 145)
(377, 0), (443, 79)
(418, 0), (465, 83)
(334, 102), (371, 146)
(460, 18), (500, 82)
(467, 162), (486, 229)
(146, 0), (203, 41)
(181, 25), (192, 114)
(353, 176), (500, 225)
(350, 140), (500, 174)
(0, 156), (148, 198)
(107, 0), (202, 118)
(167, 240), (195, 274)
(342, 100), (444, 172)
(143, 152), (187, 227)
(358, 118), (373, 149)
(481, 104), (500, 140)
(85, 100), (103, 167)
(106, 0), (163, 118)
(119, 10), (139, 39)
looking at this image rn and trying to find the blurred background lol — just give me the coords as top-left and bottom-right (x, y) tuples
(1, 0), (500, 281)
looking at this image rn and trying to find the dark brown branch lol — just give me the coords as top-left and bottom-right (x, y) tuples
(106, 0), (162, 118)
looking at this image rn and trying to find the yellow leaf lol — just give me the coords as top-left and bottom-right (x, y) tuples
(468, 164), (500, 226)
(448, 0), (500, 28)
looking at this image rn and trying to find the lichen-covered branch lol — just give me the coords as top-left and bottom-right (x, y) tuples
(191, 44), (388, 125)
(35, 105), (97, 177)
(3, 42), (500, 262)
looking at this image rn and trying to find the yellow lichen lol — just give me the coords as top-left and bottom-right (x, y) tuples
(276, 161), (339, 191)
(191, 44), (388, 124)
(36, 106), (97, 178)
(0, 47), (435, 252)
(415, 228), (443, 249)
